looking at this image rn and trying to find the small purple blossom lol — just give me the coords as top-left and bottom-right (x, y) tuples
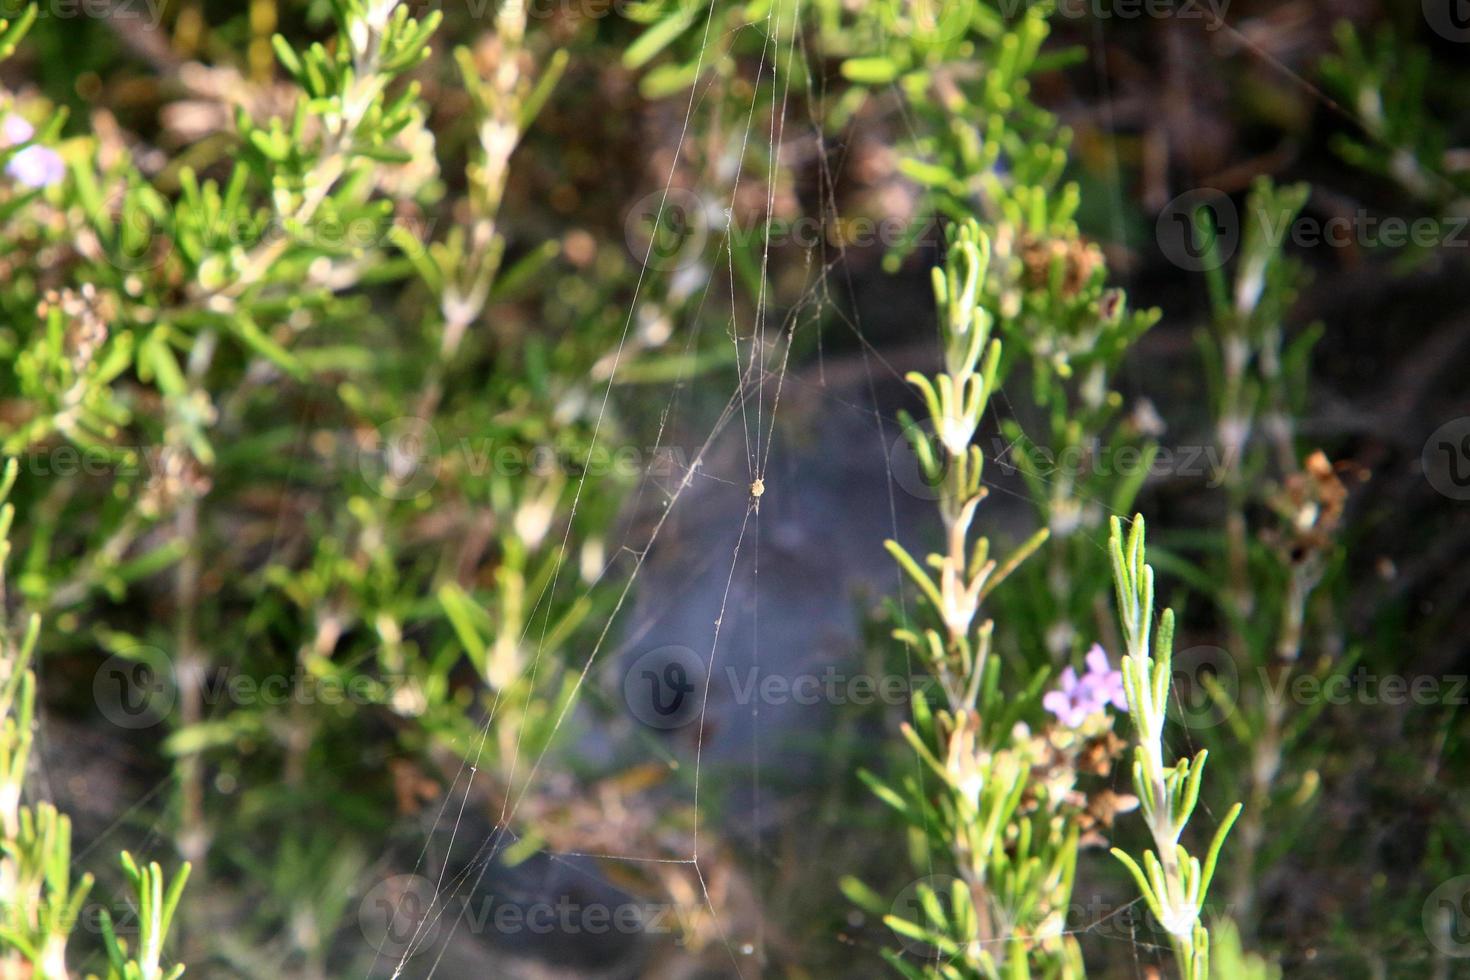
(1042, 666), (1094, 727)
(1084, 644), (1128, 712)
(1, 114), (29, 144)
(2, 113), (64, 189)
(1043, 644), (1128, 727)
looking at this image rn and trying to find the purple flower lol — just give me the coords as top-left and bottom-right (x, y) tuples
(2, 113), (64, 189)
(1, 114), (29, 144)
(1043, 644), (1128, 727)
(1043, 666), (1094, 727)
(1084, 644), (1128, 712)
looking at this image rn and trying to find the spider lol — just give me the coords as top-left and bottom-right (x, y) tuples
(749, 477), (765, 511)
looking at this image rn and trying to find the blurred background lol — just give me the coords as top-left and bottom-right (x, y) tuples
(2, 0), (1469, 976)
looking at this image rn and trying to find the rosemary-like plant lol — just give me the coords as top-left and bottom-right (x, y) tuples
(0, 455), (190, 979)
(856, 218), (1084, 978)
(1107, 514), (1241, 980)
(2, 0), (645, 966)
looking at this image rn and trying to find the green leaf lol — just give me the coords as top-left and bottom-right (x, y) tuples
(640, 61), (702, 100)
(271, 33), (303, 79)
(897, 158), (957, 189)
(437, 582), (490, 671)
(491, 240), (561, 301)
(141, 333), (187, 397)
(231, 316), (308, 381)
(164, 721), (252, 755)
(519, 49), (570, 131)
(1198, 802), (1243, 901)
(839, 875), (886, 915)
(883, 540), (943, 613)
(623, 8), (696, 70)
(840, 57), (900, 85)
(0, 4), (37, 60)
(857, 768), (910, 818)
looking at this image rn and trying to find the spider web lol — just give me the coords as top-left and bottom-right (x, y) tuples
(19, 0), (1386, 976)
(363, 3), (922, 975)
(367, 3), (1195, 978)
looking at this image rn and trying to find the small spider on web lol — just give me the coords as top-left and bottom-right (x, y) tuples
(749, 477), (765, 513)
